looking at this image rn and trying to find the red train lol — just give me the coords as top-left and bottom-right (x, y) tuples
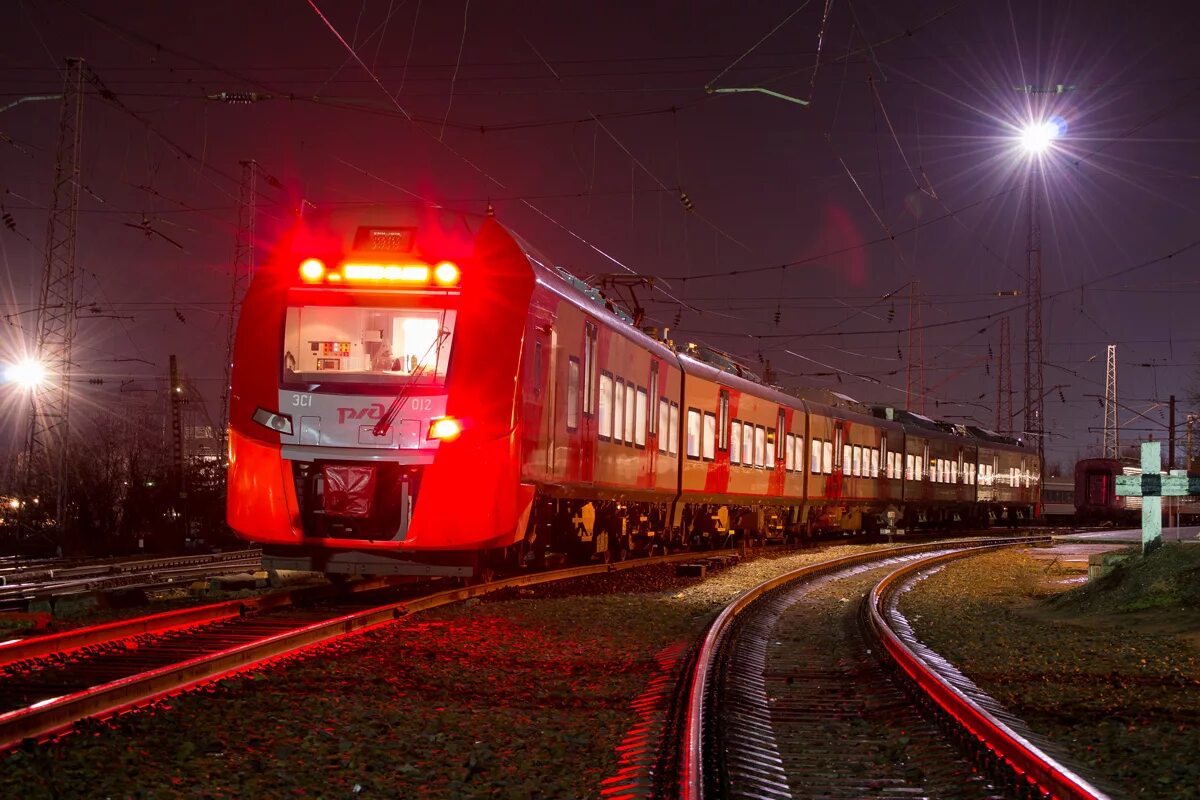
(226, 205), (1041, 578)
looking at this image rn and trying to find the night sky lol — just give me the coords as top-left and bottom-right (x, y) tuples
(2, 0), (1198, 470)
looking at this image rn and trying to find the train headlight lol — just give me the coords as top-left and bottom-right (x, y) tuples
(433, 261), (460, 286)
(427, 416), (461, 441)
(252, 407), (294, 436)
(299, 258), (327, 282)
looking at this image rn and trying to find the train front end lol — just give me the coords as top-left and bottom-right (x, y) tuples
(227, 206), (536, 577)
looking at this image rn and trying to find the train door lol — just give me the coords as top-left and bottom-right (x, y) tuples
(540, 324), (558, 475)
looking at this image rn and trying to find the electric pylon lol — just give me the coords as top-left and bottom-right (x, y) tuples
(905, 282), (925, 414)
(1023, 169), (1045, 471)
(1103, 344), (1118, 459)
(219, 160), (259, 461)
(996, 316), (1013, 434)
(23, 58), (85, 538)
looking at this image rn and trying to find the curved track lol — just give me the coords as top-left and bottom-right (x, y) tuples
(680, 538), (1109, 800)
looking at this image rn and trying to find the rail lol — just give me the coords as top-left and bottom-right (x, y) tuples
(679, 535), (1043, 800)
(0, 547), (739, 752)
(865, 545), (1109, 800)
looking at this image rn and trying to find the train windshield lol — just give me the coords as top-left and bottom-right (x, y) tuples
(282, 304), (456, 386)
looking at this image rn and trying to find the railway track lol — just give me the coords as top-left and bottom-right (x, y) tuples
(671, 538), (1110, 800)
(0, 547), (741, 753)
(0, 550), (264, 611)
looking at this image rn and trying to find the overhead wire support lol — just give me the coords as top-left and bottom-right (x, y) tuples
(996, 316), (1013, 434)
(1103, 344), (1118, 458)
(23, 57), (85, 541)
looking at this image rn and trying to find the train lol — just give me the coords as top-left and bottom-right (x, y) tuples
(226, 205), (1041, 579)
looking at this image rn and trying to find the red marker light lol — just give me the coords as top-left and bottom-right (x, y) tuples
(433, 261), (460, 286)
(299, 258), (326, 282)
(428, 416), (462, 441)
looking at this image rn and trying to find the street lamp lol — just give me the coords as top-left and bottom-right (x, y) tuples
(1017, 118), (1064, 156)
(4, 359), (48, 389)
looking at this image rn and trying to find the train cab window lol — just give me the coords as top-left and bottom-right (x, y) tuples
(731, 421), (742, 465)
(283, 305), (456, 385)
(755, 426), (766, 468)
(658, 398), (670, 453)
(718, 390), (730, 451)
(822, 441), (833, 475)
(583, 322), (597, 416)
(811, 439), (822, 474)
(649, 362), (660, 435)
(567, 357), (580, 432)
(703, 412), (716, 460)
(686, 408), (701, 459)
(613, 380), (626, 444)
(668, 402), (680, 456)
(624, 383), (636, 444)
(635, 387), (648, 447)
(785, 434), (795, 471)
(743, 424), (754, 466)
(598, 372), (614, 440)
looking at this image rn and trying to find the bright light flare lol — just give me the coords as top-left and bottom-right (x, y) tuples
(299, 258), (327, 282)
(1018, 119), (1064, 155)
(4, 359), (48, 389)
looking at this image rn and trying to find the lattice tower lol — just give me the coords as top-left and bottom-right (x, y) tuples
(219, 159), (258, 462)
(23, 58), (85, 532)
(1103, 344), (1118, 458)
(1024, 170), (1045, 472)
(996, 316), (1013, 434)
(905, 282), (925, 414)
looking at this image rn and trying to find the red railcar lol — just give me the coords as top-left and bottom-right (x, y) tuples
(227, 205), (1039, 577)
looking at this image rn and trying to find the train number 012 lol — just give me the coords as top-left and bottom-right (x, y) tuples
(409, 398), (433, 411)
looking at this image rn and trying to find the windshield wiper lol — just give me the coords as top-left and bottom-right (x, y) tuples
(372, 328), (450, 438)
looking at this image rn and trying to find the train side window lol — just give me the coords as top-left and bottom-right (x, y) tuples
(905, 453), (914, 480)
(624, 382), (636, 445)
(842, 444), (852, 475)
(785, 434), (795, 471)
(916, 455), (925, 481)
(766, 428), (776, 463)
(823, 441), (833, 475)
(871, 448), (879, 478)
(811, 439), (822, 474)
(598, 371), (613, 440)
(718, 390), (730, 451)
(852, 445), (862, 477)
(658, 398), (670, 453)
(567, 357), (580, 432)
(686, 408), (701, 459)
(795, 436), (804, 473)
(731, 421), (742, 465)
(649, 362), (659, 435)
(668, 402), (680, 456)
(613, 380), (625, 444)
(583, 322), (597, 416)
(635, 387), (648, 447)
(703, 412), (716, 461)
(755, 425), (766, 468)
(951, 461), (958, 484)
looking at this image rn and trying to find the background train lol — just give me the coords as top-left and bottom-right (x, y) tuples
(1045, 458), (1200, 526)
(226, 205), (1041, 578)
